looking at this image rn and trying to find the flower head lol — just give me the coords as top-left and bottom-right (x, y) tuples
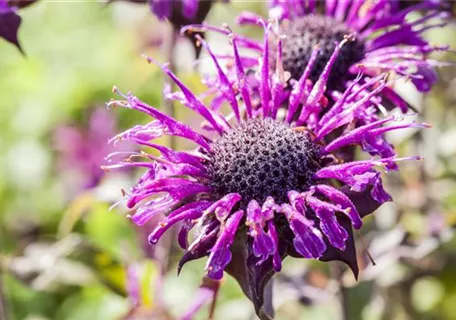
(106, 24), (426, 317)
(191, 0), (451, 112)
(54, 107), (128, 193)
(111, 0), (218, 27)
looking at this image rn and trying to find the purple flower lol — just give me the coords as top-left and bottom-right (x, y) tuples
(54, 107), (129, 193)
(114, 0), (228, 26)
(113, 0), (229, 57)
(106, 24), (426, 318)
(187, 0), (450, 111)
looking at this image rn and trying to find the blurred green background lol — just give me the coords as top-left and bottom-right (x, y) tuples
(1, 2), (456, 320)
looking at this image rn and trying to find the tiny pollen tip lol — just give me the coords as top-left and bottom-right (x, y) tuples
(126, 214), (132, 218)
(422, 122), (433, 128)
(121, 189), (126, 197)
(141, 54), (154, 65)
(344, 33), (356, 42)
(227, 33), (234, 42)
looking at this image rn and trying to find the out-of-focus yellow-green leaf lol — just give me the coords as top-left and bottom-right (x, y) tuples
(58, 192), (96, 238)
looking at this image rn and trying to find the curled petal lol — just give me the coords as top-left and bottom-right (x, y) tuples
(204, 193), (241, 222)
(312, 185), (362, 229)
(148, 201), (212, 244)
(206, 210), (244, 280)
(127, 178), (210, 214)
(307, 196), (349, 251)
(246, 200), (276, 264)
(267, 221), (282, 272)
(178, 219), (197, 249)
(371, 172), (392, 203)
(280, 204), (326, 259)
(143, 56), (230, 134)
(109, 90), (211, 150)
(130, 194), (179, 226)
(180, 277), (219, 320)
(179, 222), (220, 275)
(197, 35), (241, 122)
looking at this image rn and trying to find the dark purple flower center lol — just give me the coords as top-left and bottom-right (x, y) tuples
(273, 15), (365, 89)
(207, 118), (320, 208)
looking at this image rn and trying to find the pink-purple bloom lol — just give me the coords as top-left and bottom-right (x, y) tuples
(191, 0), (451, 112)
(149, 0), (230, 29)
(106, 22), (427, 317)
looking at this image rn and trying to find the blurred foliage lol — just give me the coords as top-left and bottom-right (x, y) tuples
(0, 1), (456, 320)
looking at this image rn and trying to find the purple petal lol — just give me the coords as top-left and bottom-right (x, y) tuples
(0, 2), (23, 52)
(143, 57), (230, 134)
(129, 194), (179, 226)
(232, 35), (253, 118)
(246, 200), (275, 264)
(312, 185), (362, 229)
(197, 35), (241, 122)
(280, 204), (326, 259)
(307, 196), (349, 251)
(182, 0), (198, 19)
(109, 90), (211, 150)
(411, 63), (438, 92)
(267, 221), (282, 272)
(205, 193), (241, 222)
(206, 210), (244, 280)
(128, 177), (208, 204)
(148, 201), (212, 244)
(149, 0), (172, 20)
(178, 222), (220, 275)
(180, 277), (218, 320)
(371, 172), (392, 203)
(260, 22), (271, 117)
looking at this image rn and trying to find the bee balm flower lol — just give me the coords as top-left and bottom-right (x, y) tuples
(105, 24), (427, 317)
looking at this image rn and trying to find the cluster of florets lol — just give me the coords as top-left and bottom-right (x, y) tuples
(104, 0), (451, 317)
(105, 20), (427, 293)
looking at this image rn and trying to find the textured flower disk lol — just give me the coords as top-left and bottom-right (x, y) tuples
(270, 15), (366, 90)
(105, 18), (429, 317)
